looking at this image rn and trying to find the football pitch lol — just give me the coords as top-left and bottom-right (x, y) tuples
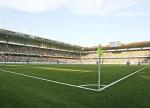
(0, 64), (150, 108)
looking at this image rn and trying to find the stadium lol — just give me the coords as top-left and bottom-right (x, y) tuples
(0, 28), (150, 108)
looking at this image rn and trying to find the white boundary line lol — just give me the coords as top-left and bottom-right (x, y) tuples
(0, 68), (99, 92)
(79, 84), (107, 87)
(0, 65), (149, 92)
(99, 65), (150, 91)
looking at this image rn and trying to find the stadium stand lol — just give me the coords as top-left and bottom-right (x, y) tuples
(0, 29), (150, 64)
(0, 42), (81, 64)
(82, 50), (150, 64)
(82, 42), (150, 64)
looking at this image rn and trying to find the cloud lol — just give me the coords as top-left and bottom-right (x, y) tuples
(64, 0), (149, 16)
(0, 0), (149, 16)
(0, 0), (63, 12)
(114, 12), (149, 16)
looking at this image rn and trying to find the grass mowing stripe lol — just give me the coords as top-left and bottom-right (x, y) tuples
(34, 67), (90, 73)
(0, 68), (99, 92)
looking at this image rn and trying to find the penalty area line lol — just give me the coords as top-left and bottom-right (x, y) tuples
(0, 68), (99, 92)
(99, 65), (150, 92)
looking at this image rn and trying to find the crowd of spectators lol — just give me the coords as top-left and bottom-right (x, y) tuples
(0, 42), (149, 64)
(0, 43), (80, 63)
(81, 50), (150, 64)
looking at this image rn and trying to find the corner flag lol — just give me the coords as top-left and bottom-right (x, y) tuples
(96, 44), (103, 91)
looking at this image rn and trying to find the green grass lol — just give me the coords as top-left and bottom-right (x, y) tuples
(0, 64), (150, 108)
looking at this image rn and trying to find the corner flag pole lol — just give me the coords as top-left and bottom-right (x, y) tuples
(98, 44), (101, 90)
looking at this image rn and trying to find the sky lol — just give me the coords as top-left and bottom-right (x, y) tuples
(0, 0), (150, 47)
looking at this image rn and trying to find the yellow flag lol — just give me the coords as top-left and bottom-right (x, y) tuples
(96, 45), (103, 56)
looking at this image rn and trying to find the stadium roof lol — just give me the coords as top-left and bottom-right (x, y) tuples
(84, 41), (150, 51)
(0, 29), (83, 51)
(0, 28), (150, 51)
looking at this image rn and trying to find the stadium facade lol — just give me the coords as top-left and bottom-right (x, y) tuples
(0, 29), (150, 64)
